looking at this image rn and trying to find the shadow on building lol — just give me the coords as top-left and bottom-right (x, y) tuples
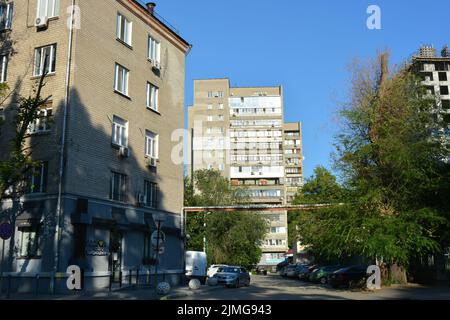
(1, 87), (185, 295)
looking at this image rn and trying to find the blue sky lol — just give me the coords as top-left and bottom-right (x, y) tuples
(142, 0), (450, 179)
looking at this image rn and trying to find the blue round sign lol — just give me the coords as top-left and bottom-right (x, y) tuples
(0, 222), (13, 240)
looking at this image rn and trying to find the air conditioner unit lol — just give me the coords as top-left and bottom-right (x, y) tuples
(137, 193), (147, 205)
(146, 157), (157, 168)
(118, 146), (129, 158)
(35, 17), (49, 29)
(152, 61), (161, 71)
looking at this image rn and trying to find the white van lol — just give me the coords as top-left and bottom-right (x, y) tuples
(185, 251), (207, 284)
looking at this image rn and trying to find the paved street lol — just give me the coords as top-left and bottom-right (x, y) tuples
(176, 275), (450, 300)
(1, 275), (449, 300)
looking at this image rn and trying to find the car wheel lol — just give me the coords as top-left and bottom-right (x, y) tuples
(320, 277), (327, 285)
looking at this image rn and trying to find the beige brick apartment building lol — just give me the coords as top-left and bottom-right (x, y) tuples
(188, 79), (304, 270)
(0, 0), (191, 293)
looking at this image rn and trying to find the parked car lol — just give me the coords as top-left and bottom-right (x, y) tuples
(309, 265), (342, 284)
(276, 259), (290, 273)
(302, 264), (319, 281)
(328, 265), (369, 288)
(279, 264), (293, 277)
(207, 264), (228, 278)
(296, 264), (312, 280)
(213, 266), (251, 288)
(285, 264), (299, 278)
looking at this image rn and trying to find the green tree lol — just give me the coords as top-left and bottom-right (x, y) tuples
(0, 70), (51, 201)
(291, 52), (450, 284)
(206, 211), (267, 268)
(289, 166), (345, 250)
(184, 169), (268, 267)
(293, 165), (345, 205)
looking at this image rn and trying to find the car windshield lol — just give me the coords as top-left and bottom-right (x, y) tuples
(219, 267), (240, 273)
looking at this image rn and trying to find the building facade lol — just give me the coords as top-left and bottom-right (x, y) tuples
(413, 45), (450, 143)
(412, 45), (450, 281)
(0, 0), (191, 293)
(188, 79), (304, 269)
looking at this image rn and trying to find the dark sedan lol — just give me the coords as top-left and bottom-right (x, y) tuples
(328, 265), (369, 288)
(309, 265), (342, 284)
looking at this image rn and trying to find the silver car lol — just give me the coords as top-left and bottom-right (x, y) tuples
(213, 266), (251, 288)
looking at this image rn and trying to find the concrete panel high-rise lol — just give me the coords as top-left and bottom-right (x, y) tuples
(188, 79), (304, 269)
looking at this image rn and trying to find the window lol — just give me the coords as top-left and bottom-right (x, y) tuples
(144, 180), (158, 208)
(145, 130), (158, 159)
(19, 226), (40, 257)
(146, 82), (159, 111)
(37, 0), (59, 19)
(218, 164), (224, 171)
(114, 63), (129, 96)
(148, 36), (160, 64)
(270, 227), (286, 234)
(207, 115), (213, 122)
(29, 107), (52, 133)
(110, 171), (127, 202)
(34, 44), (56, 76)
(218, 115), (224, 121)
(442, 100), (450, 110)
(207, 104), (213, 110)
(441, 86), (449, 95)
(0, 54), (7, 83)
(217, 91), (224, 98)
(218, 103), (224, 110)
(143, 233), (151, 259)
(26, 161), (48, 194)
(0, 2), (13, 30)
(207, 91), (213, 98)
(116, 13), (132, 46)
(439, 72), (448, 82)
(112, 115), (128, 147)
(264, 239), (286, 247)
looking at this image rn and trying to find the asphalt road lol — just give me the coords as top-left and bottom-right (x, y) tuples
(177, 275), (450, 300)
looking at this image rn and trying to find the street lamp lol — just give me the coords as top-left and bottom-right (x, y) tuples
(152, 212), (166, 291)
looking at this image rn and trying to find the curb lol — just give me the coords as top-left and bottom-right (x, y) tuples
(160, 285), (225, 300)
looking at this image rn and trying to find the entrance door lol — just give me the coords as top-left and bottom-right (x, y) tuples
(110, 229), (123, 283)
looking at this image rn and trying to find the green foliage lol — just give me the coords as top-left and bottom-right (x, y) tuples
(0, 72), (51, 201)
(187, 169), (242, 206)
(184, 169), (268, 267)
(206, 211), (267, 268)
(290, 53), (450, 275)
(289, 165), (345, 248)
(293, 165), (345, 205)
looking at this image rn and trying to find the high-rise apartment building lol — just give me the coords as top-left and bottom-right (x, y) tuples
(0, 0), (191, 293)
(188, 79), (304, 269)
(413, 45), (450, 142)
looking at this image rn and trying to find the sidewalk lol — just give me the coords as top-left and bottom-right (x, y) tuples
(0, 284), (225, 300)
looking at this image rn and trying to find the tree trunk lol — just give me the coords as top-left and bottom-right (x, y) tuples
(389, 263), (407, 284)
(380, 262), (407, 285)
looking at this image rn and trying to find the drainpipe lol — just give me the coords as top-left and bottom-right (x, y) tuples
(51, 0), (76, 294)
